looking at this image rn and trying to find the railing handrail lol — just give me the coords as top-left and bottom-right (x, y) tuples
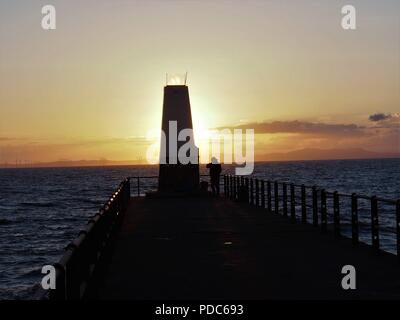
(127, 175), (225, 197)
(223, 174), (400, 258)
(127, 174), (213, 179)
(126, 175), (399, 204)
(36, 178), (131, 300)
(224, 175), (398, 205)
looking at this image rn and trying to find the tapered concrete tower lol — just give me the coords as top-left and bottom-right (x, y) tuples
(158, 75), (199, 192)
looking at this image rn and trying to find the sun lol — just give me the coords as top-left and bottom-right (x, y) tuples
(193, 119), (211, 143)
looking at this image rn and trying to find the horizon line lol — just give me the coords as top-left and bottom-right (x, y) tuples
(1, 156), (399, 170)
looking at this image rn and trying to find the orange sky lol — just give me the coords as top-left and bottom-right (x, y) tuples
(0, 0), (399, 165)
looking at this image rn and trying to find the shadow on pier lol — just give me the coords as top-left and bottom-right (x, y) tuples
(92, 195), (400, 300)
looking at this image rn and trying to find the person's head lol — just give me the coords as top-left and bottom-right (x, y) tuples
(211, 157), (219, 164)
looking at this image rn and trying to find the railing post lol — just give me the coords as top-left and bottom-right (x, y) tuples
(227, 175), (230, 198)
(261, 180), (265, 209)
(65, 248), (80, 300)
(267, 181), (272, 212)
(231, 175), (234, 198)
(274, 181), (279, 214)
(312, 186), (318, 226)
(223, 175), (226, 197)
(127, 178), (131, 200)
(283, 183), (288, 217)
(320, 189), (327, 233)
(351, 193), (359, 245)
(255, 179), (259, 207)
(245, 178), (249, 203)
(396, 200), (400, 259)
(241, 176), (244, 189)
(250, 178), (254, 205)
(228, 175), (231, 197)
(301, 185), (306, 224)
(232, 175), (235, 199)
(224, 175), (227, 195)
(233, 175), (237, 200)
(226, 175), (229, 198)
(137, 177), (140, 197)
(237, 176), (240, 199)
(230, 175), (233, 199)
(123, 178), (130, 210)
(290, 184), (295, 220)
(333, 191), (340, 237)
(371, 196), (379, 250)
(228, 175), (231, 198)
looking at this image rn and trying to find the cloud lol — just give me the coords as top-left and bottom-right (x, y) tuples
(218, 120), (366, 137)
(369, 113), (392, 122)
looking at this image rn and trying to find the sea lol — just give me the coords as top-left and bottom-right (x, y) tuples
(0, 158), (399, 300)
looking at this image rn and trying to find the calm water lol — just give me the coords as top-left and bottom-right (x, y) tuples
(0, 159), (399, 299)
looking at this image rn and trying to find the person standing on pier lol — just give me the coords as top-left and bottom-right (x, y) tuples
(206, 157), (222, 196)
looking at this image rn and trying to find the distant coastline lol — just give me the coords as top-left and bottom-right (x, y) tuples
(255, 147), (400, 162)
(0, 148), (399, 169)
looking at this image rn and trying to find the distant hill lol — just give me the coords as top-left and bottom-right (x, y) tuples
(0, 159), (148, 169)
(256, 148), (400, 162)
(1, 148), (399, 168)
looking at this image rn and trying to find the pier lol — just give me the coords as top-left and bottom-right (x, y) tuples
(39, 176), (400, 300)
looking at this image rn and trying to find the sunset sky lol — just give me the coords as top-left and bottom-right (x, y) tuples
(0, 0), (399, 164)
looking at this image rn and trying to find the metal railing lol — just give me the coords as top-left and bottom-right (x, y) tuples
(38, 173), (399, 300)
(224, 175), (400, 258)
(127, 175), (220, 196)
(37, 178), (131, 300)
(128, 176), (157, 197)
(37, 174), (218, 299)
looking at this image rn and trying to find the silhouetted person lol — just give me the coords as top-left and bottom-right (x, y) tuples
(206, 157), (222, 196)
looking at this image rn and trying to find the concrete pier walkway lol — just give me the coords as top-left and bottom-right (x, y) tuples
(95, 196), (400, 300)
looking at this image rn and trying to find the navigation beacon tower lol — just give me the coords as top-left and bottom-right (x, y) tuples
(158, 74), (199, 192)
